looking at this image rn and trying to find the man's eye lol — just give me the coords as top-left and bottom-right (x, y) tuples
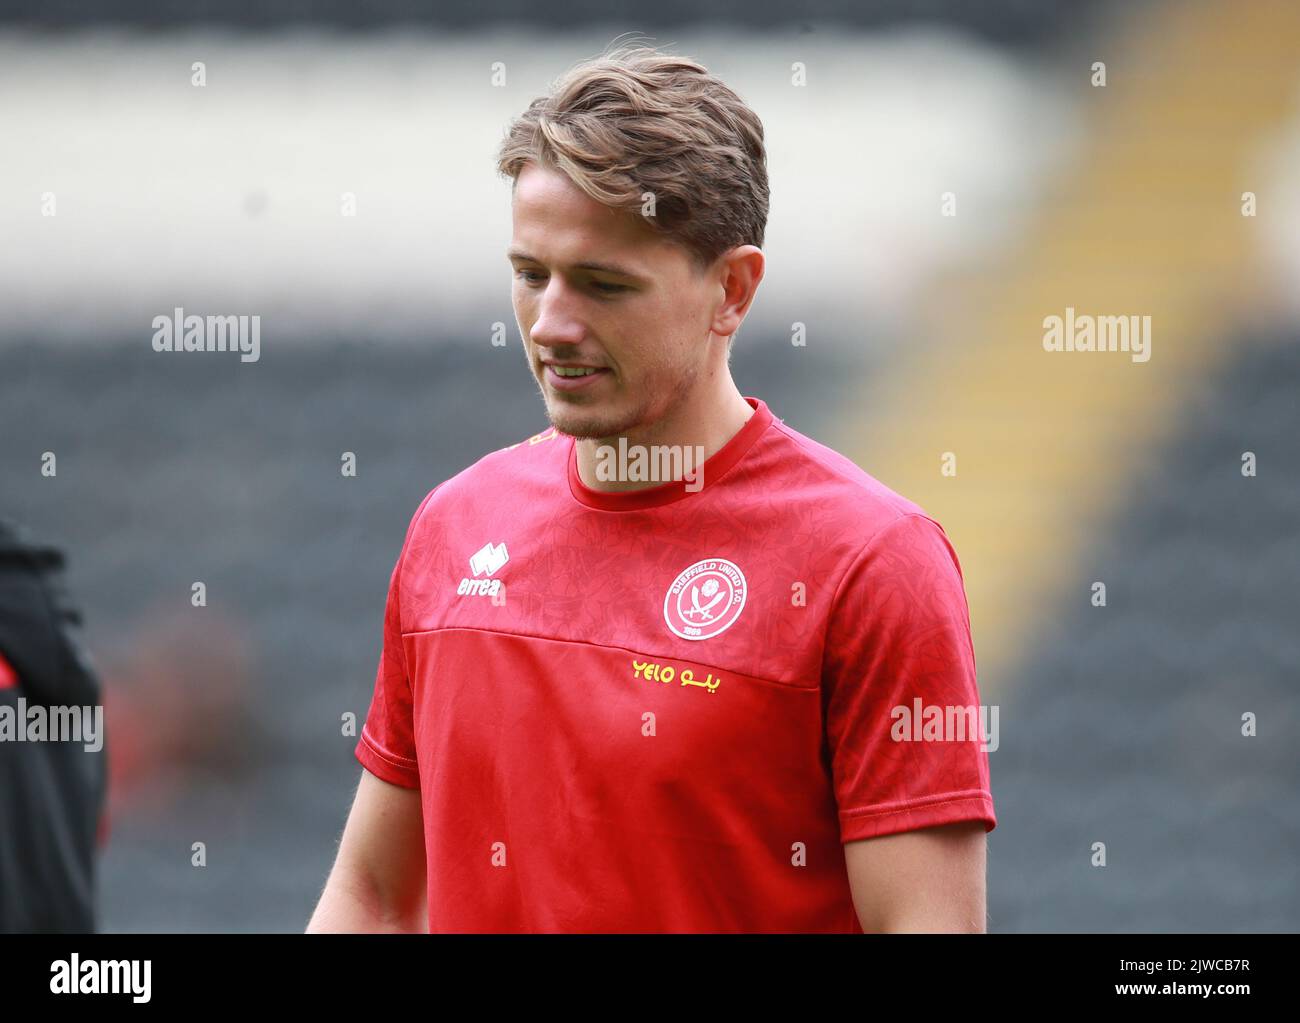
(514, 270), (626, 294)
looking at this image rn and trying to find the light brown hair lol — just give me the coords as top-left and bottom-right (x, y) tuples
(496, 42), (769, 281)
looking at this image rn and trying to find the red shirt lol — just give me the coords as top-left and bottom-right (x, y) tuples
(356, 396), (996, 932)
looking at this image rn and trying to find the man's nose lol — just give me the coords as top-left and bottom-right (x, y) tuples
(527, 277), (587, 349)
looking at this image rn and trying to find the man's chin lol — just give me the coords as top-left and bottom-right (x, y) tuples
(544, 399), (635, 441)
(549, 415), (625, 441)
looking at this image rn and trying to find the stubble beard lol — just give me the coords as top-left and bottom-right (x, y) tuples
(540, 358), (701, 445)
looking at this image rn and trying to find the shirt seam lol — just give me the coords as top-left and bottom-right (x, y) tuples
(817, 511), (934, 686)
(398, 624), (821, 694)
(395, 482), (445, 638)
(358, 726), (419, 770)
(839, 788), (995, 821)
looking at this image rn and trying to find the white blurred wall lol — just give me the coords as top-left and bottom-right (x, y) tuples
(0, 26), (1077, 348)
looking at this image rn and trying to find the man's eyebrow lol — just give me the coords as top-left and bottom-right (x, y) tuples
(506, 249), (644, 279)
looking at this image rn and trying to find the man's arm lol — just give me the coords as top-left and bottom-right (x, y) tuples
(844, 820), (987, 933)
(307, 768), (427, 933)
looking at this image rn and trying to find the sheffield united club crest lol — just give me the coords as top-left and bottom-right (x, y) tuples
(663, 558), (747, 641)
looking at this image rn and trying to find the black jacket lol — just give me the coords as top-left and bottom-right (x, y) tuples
(0, 518), (107, 933)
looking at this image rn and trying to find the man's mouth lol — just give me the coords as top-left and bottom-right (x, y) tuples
(543, 363), (612, 391)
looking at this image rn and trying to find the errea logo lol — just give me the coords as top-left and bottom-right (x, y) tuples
(459, 541), (509, 598)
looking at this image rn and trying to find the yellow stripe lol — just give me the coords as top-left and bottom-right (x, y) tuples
(834, 0), (1300, 694)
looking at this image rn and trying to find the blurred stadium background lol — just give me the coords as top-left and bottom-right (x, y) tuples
(1, 0), (1297, 931)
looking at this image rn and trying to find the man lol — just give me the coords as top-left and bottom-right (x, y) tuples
(309, 43), (995, 934)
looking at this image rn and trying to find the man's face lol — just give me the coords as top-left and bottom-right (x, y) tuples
(508, 161), (719, 441)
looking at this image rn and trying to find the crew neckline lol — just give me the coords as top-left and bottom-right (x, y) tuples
(566, 396), (773, 512)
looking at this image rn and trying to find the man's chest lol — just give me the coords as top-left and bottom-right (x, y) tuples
(402, 625), (833, 849)
(401, 518), (839, 689)
(407, 526), (837, 782)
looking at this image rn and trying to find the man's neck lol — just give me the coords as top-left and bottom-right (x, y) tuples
(574, 381), (754, 494)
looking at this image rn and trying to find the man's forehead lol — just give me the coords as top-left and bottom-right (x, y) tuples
(512, 164), (619, 224)
(510, 163), (663, 265)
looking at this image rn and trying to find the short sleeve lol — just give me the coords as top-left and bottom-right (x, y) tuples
(354, 487), (440, 789)
(822, 513), (997, 843)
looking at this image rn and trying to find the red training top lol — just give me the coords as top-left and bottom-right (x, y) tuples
(356, 395), (996, 932)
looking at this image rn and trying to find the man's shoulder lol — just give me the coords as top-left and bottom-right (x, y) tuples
(405, 423), (567, 532)
(762, 415), (936, 541)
